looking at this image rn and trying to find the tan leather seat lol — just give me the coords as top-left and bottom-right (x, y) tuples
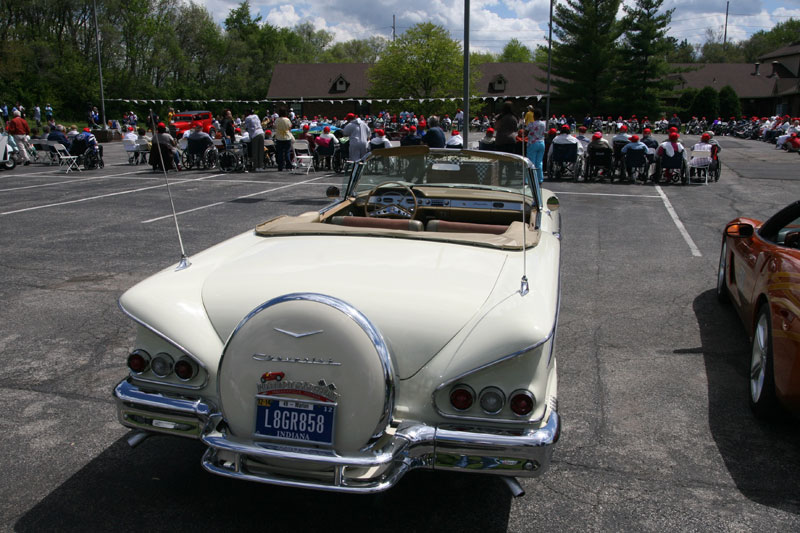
(330, 216), (424, 231)
(426, 220), (509, 235)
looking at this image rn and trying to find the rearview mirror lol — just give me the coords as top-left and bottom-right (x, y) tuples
(326, 186), (340, 199)
(725, 223), (754, 238)
(546, 196), (560, 211)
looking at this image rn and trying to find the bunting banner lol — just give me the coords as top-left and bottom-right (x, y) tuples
(108, 94), (543, 106)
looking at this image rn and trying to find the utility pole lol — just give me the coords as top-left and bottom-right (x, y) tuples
(723, 1), (729, 47)
(92, 0), (107, 130)
(463, 0), (470, 147)
(392, 15), (396, 41)
(545, 0), (553, 121)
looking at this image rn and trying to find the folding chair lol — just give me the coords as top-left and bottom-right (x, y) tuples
(292, 140), (315, 174)
(122, 139), (138, 164)
(135, 139), (150, 164)
(53, 143), (80, 173)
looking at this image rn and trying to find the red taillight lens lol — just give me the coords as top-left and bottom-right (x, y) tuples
(174, 358), (196, 380)
(510, 391), (534, 416)
(450, 385), (475, 411)
(127, 350), (150, 373)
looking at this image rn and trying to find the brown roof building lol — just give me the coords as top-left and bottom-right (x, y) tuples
(267, 43), (800, 118)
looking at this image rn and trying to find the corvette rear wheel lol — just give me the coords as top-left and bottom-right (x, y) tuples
(750, 304), (777, 418)
(716, 240), (730, 303)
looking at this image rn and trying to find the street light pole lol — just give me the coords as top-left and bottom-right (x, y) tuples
(463, 0), (470, 147)
(92, 0), (107, 130)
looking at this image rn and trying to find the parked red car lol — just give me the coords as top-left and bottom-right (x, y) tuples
(170, 110), (215, 138)
(717, 200), (800, 417)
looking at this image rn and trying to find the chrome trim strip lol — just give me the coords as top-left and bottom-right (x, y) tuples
(273, 327), (324, 338)
(113, 379), (212, 418)
(220, 292), (396, 445)
(117, 300), (208, 374)
(113, 379), (560, 493)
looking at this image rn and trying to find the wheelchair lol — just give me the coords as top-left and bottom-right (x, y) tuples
(547, 142), (581, 180)
(623, 148), (650, 183)
(218, 140), (251, 173)
(82, 147), (104, 170)
(612, 141), (629, 181)
(584, 146), (613, 181)
(655, 151), (688, 185)
(182, 138), (218, 170)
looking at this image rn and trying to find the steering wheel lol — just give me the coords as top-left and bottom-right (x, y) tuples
(364, 181), (418, 219)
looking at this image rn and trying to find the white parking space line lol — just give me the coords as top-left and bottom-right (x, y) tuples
(141, 175), (331, 224)
(0, 174), (222, 216)
(0, 169), (156, 192)
(655, 185), (702, 257)
(550, 190), (661, 198)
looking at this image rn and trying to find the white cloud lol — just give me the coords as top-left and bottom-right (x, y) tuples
(196, 0), (800, 49)
(264, 5), (301, 27)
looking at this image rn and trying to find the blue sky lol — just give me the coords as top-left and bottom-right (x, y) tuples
(198, 0), (800, 53)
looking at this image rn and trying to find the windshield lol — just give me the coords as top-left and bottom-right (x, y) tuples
(350, 147), (536, 199)
(173, 115), (199, 123)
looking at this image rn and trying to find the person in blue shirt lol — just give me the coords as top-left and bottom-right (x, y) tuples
(620, 134), (648, 173)
(47, 124), (71, 151)
(422, 116), (446, 148)
(400, 126), (422, 146)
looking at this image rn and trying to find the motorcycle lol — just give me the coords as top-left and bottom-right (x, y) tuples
(0, 133), (18, 170)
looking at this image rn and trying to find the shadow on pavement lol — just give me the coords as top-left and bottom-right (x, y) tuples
(15, 435), (512, 532)
(694, 289), (800, 514)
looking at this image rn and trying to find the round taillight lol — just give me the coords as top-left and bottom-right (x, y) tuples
(174, 358), (197, 381)
(127, 350), (150, 373)
(151, 352), (174, 377)
(449, 384), (475, 411)
(479, 386), (506, 415)
(510, 390), (535, 416)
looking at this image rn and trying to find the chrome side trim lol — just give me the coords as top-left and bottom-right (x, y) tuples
(431, 334), (553, 424)
(119, 300), (209, 391)
(118, 300), (210, 372)
(220, 292), (396, 445)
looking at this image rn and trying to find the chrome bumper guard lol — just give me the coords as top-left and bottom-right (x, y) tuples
(114, 379), (560, 494)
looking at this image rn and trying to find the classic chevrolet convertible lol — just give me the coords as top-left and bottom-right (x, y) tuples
(113, 146), (561, 495)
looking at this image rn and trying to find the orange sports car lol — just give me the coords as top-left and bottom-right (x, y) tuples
(717, 200), (800, 417)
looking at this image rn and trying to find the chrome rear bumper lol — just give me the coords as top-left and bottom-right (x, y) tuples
(113, 379), (560, 494)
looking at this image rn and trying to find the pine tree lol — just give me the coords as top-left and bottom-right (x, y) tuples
(549, 0), (622, 115)
(718, 85), (741, 119)
(615, 0), (675, 118)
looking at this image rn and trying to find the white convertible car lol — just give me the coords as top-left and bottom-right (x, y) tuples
(113, 145), (561, 496)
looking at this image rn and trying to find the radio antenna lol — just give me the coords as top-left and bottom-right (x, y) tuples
(150, 108), (190, 271)
(520, 161), (529, 296)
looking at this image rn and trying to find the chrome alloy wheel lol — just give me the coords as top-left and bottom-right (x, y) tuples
(750, 312), (769, 403)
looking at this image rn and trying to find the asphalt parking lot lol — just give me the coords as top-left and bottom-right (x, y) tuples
(2, 136), (799, 531)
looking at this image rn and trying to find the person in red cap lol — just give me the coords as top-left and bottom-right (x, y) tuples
(297, 123), (316, 153)
(342, 112), (370, 161)
(479, 127), (496, 150)
(315, 125), (339, 169)
(72, 125), (104, 163)
(612, 124), (630, 144)
(776, 118), (800, 149)
(548, 123), (582, 160)
(446, 129), (463, 149)
(368, 128), (391, 151)
(401, 125), (422, 146)
(656, 131), (686, 173)
(688, 132), (714, 178)
(152, 121), (179, 169)
(786, 132), (800, 152)
(589, 131), (610, 148)
(621, 133), (648, 179)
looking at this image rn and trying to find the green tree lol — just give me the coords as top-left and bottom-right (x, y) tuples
(499, 38), (533, 62)
(698, 29), (745, 63)
(470, 51), (497, 65)
(676, 87), (698, 119)
(550, 0), (623, 114)
(368, 23), (478, 114)
(688, 86), (718, 120)
(740, 19), (800, 62)
(718, 85), (741, 119)
(615, 0), (675, 117)
(665, 37), (695, 63)
(320, 37), (387, 63)
(533, 45), (549, 64)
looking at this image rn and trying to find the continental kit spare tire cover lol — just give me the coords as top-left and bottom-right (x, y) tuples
(218, 293), (394, 454)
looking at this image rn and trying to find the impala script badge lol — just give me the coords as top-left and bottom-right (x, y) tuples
(252, 353), (342, 366)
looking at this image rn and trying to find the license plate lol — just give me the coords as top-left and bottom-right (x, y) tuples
(254, 397), (336, 446)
